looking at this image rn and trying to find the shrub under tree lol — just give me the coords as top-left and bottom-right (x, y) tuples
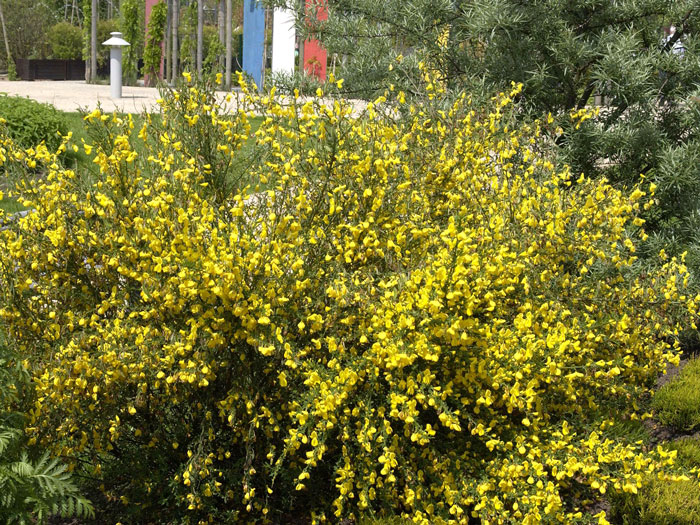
(47, 21), (83, 60)
(0, 74), (697, 523)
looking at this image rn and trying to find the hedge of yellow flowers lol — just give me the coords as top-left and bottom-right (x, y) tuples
(0, 74), (697, 524)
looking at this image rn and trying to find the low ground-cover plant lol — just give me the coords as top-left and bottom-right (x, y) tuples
(668, 437), (700, 468)
(609, 476), (700, 525)
(609, 425), (700, 524)
(653, 357), (700, 432)
(0, 95), (68, 152)
(0, 74), (698, 524)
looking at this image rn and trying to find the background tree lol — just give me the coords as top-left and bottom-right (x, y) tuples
(0, 0), (55, 65)
(218, 0), (224, 74)
(225, 0), (231, 88)
(90, 0), (96, 81)
(272, 0), (700, 275)
(197, 0), (203, 73)
(179, 0), (198, 70)
(0, 0), (14, 80)
(165, 0), (172, 81)
(47, 21), (83, 59)
(143, 0), (167, 85)
(120, 0), (144, 85)
(171, 0), (179, 83)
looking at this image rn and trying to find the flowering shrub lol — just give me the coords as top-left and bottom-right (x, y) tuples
(0, 74), (697, 524)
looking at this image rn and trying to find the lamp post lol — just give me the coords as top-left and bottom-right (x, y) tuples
(102, 31), (131, 99)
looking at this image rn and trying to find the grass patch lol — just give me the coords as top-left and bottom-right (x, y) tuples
(611, 368), (700, 524)
(63, 110), (262, 177)
(653, 357), (700, 432)
(609, 476), (700, 525)
(61, 112), (92, 170)
(0, 198), (28, 214)
(2, 108), (263, 216)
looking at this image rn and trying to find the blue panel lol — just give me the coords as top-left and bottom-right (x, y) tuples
(243, 0), (266, 89)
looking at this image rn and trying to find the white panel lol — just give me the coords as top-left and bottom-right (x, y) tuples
(271, 8), (296, 75)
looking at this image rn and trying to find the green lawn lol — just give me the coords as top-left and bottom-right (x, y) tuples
(1, 108), (263, 215)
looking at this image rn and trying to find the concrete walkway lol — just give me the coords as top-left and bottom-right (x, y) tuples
(0, 79), (369, 116)
(0, 80), (163, 113)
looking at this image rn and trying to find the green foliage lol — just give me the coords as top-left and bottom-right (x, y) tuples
(272, 0), (700, 275)
(47, 22), (82, 60)
(667, 437), (700, 468)
(178, 15), (222, 77)
(0, 334), (94, 524)
(120, 0), (144, 85)
(142, 0), (167, 85)
(0, 95), (67, 152)
(0, 449), (95, 524)
(653, 357), (700, 432)
(81, 3), (116, 69)
(203, 26), (224, 74)
(0, 198), (25, 214)
(0, 0), (54, 62)
(96, 19), (118, 69)
(81, 0), (90, 61)
(609, 476), (700, 525)
(7, 59), (16, 81)
(179, 0), (198, 72)
(599, 418), (651, 444)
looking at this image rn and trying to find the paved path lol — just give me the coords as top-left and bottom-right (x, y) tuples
(0, 80), (369, 116)
(0, 80), (163, 113)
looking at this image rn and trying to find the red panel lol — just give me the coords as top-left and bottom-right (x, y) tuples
(303, 0), (328, 80)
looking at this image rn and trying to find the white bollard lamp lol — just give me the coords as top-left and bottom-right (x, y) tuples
(102, 31), (130, 99)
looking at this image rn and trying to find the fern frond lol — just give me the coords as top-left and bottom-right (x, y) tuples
(0, 427), (21, 457)
(9, 456), (33, 478)
(63, 494), (94, 519)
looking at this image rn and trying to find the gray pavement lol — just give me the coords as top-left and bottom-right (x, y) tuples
(0, 80), (163, 113)
(0, 79), (368, 116)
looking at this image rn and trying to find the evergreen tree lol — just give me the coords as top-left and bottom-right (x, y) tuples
(274, 0), (700, 272)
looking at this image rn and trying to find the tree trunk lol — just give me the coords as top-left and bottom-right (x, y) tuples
(218, 0), (224, 41)
(196, 0), (203, 74)
(225, 0), (231, 89)
(171, 0), (179, 84)
(0, 0), (11, 73)
(90, 0), (98, 82)
(218, 0), (224, 76)
(165, 0), (172, 83)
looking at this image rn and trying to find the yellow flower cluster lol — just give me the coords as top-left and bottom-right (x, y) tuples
(0, 73), (696, 524)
